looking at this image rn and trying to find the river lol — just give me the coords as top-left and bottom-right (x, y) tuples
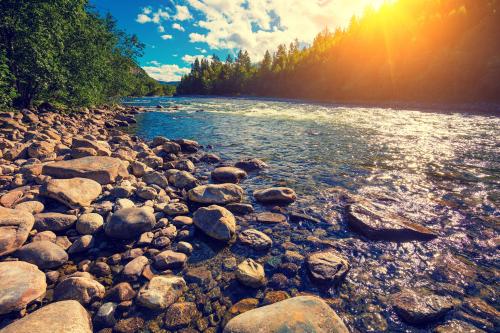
(123, 96), (499, 332)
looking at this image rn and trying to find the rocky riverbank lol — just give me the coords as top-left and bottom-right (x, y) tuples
(0, 105), (496, 333)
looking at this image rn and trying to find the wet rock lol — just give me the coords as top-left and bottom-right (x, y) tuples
(105, 207), (156, 239)
(200, 153), (221, 163)
(193, 205), (236, 241)
(76, 213), (104, 234)
(164, 302), (200, 329)
(54, 273), (105, 304)
(122, 256), (149, 280)
(347, 201), (437, 241)
(434, 320), (486, 333)
(262, 291), (290, 305)
(16, 240), (68, 269)
(41, 177), (102, 208)
(185, 267), (213, 286)
(105, 282), (136, 302)
(238, 229), (272, 250)
(114, 317), (145, 333)
(255, 212), (287, 224)
(253, 187), (296, 204)
(226, 203), (254, 215)
(136, 275), (186, 310)
(223, 296), (349, 333)
(0, 300), (92, 333)
(175, 139), (200, 153)
(14, 200), (44, 214)
(0, 261), (47, 314)
(68, 235), (94, 254)
(230, 298), (259, 315)
(211, 166), (247, 183)
(234, 158), (268, 172)
(95, 302), (117, 326)
(462, 297), (499, 325)
(307, 250), (350, 284)
(392, 289), (456, 324)
(42, 156), (129, 184)
(188, 183), (244, 204)
(163, 141), (181, 153)
(35, 212), (77, 231)
(236, 259), (266, 288)
(154, 250), (187, 270)
(432, 253), (477, 285)
(0, 206), (35, 256)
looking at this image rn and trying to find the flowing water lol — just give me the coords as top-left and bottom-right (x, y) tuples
(123, 96), (499, 332)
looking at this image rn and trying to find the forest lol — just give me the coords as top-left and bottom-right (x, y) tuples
(0, 0), (172, 108)
(177, 0), (500, 103)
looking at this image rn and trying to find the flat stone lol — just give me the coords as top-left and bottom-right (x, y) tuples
(188, 184), (244, 204)
(392, 289), (456, 324)
(253, 187), (296, 204)
(255, 212), (287, 224)
(223, 296), (349, 333)
(193, 205), (236, 241)
(42, 156), (129, 184)
(54, 273), (105, 304)
(238, 229), (272, 250)
(41, 177), (101, 208)
(0, 300), (92, 333)
(236, 259), (266, 288)
(16, 241), (68, 269)
(211, 167), (247, 183)
(35, 212), (77, 231)
(164, 302), (200, 329)
(105, 207), (156, 239)
(0, 206), (35, 256)
(0, 261), (47, 314)
(136, 275), (186, 310)
(347, 201), (437, 241)
(307, 250), (350, 284)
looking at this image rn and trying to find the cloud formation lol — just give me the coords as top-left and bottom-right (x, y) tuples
(172, 23), (185, 31)
(142, 63), (190, 81)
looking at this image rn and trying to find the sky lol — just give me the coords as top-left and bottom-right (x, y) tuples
(91, 0), (389, 82)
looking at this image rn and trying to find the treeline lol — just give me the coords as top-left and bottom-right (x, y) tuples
(0, 0), (168, 108)
(177, 0), (500, 103)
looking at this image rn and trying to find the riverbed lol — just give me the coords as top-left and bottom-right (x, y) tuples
(123, 96), (499, 332)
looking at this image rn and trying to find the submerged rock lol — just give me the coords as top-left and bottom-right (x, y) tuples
(223, 296), (349, 333)
(188, 183), (244, 204)
(234, 158), (268, 172)
(347, 200), (437, 241)
(42, 156), (129, 184)
(307, 250), (350, 284)
(236, 259), (266, 288)
(136, 275), (186, 310)
(0, 206), (35, 256)
(238, 229), (272, 250)
(41, 177), (102, 208)
(392, 289), (456, 324)
(0, 300), (92, 333)
(105, 207), (156, 239)
(193, 205), (236, 241)
(253, 187), (296, 204)
(0, 261), (47, 314)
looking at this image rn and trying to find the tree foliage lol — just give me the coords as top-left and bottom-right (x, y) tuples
(177, 0), (500, 103)
(0, 0), (165, 108)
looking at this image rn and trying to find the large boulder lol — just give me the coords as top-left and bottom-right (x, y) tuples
(347, 201), (437, 241)
(42, 156), (129, 184)
(41, 178), (102, 208)
(307, 250), (350, 284)
(211, 167), (247, 184)
(105, 207), (156, 239)
(193, 205), (236, 241)
(0, 261), (46, 314)
(253, 187), (296, 204)
(15, 241), (68, 269)
(136, 275), (186, 310)
(0, 206), (35, 256)
(392, 289), (456, 324)
(223, 296), (349, 333)
(0, 300), (92, 333)
(54, 273), (105, 304)
(188, 184), (244, 204)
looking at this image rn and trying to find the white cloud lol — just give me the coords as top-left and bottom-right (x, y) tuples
(158, 25), (165, 32)
(136, 14), (152, 24)
(142, 64), (190, 81)
(172, 23), (185, 31)
(149, 60), (161, 66)
(161, 34), (173, 40)
(196, 47), (207, 53)
(174, 5), (193, 21)
(136, 7), (169, 25)
(184, 0), (386, 60)
(182, 54), (210, 63)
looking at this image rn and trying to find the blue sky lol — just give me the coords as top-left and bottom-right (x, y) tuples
(91, 0), (388, 81)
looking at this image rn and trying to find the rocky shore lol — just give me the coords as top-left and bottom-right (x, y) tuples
(0, 105), (496, 333)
